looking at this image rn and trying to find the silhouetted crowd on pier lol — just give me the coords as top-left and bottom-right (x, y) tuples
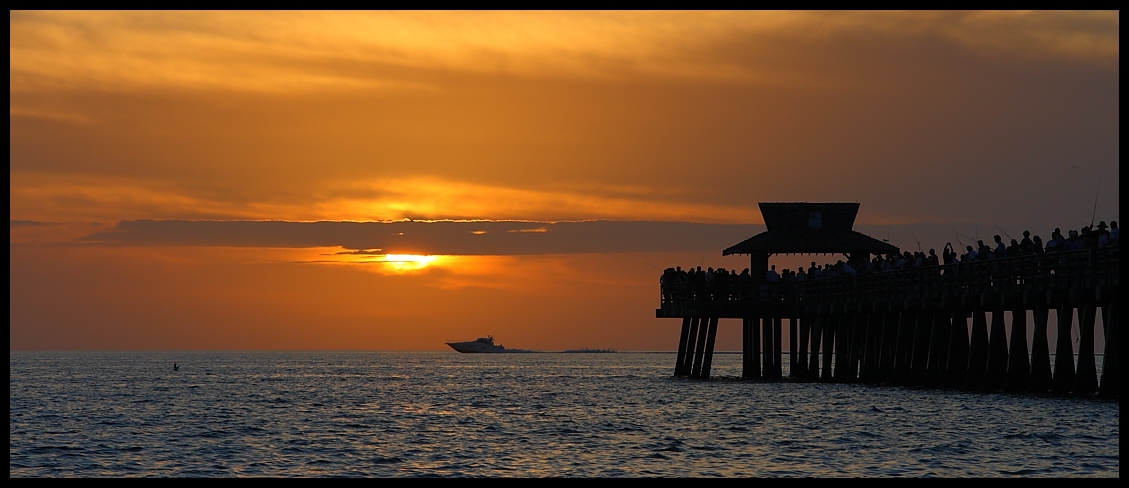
(659, 265), (756, 302)
(660, 221), (1118, 303)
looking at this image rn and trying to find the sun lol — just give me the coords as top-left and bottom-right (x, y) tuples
(379, 254), (438, 272)
(314, 248), (444, 274)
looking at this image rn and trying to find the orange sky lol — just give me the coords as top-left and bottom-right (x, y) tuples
(10, 11), (1120, 350)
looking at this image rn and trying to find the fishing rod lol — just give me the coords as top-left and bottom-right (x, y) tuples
(908, 227), (922, 252)
(952, 229), (966, 250)
(1069, 218), (1089, 227)
(1089, 179), (1100, 228)
(987, 220), (1013, 241)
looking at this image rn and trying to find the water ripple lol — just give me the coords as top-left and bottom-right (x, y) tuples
(10, 351), (1119, 477)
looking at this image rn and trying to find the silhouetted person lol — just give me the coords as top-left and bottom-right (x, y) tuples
(1046, 228), (1064, 253)
(1065, 229), (1081, 251)
(1007, 239), (1021, 258)
(978, 240), (992, 260)
(943, 243), (956, 264)
(1080, 226), (1097, 249)
(1095, 221), (1110, 248)
(1020, 230), (1034, 255)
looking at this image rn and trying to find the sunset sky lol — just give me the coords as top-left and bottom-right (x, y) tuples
(10, 11), (1119, 351)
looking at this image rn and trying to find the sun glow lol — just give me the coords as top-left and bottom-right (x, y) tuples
(379, 254), (439, 272)
(306, 248), (445, 273)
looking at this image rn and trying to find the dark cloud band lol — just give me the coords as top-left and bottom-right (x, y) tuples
(78, 220), (763, 255)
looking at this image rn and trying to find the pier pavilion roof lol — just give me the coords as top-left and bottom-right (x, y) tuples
(723, 202), (899, 256)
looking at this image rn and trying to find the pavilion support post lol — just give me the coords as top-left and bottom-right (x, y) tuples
(1005, 308), (1030, 392)
(1029, 306), (1053, 393)
(857, 311), (873, 382)
(926, 310), (951, 387)
(849, 311), (862, 381)
(749, 253), (769, 288)
(700, 317), (719, 380)
(1099, 300), (1119, 399)
(808, 314), (823, 380)
(682, 317), (702, 378)
(797, 316), (810, 379)
(1051, 305), (1076, 394)
(821, 312), (837, 381)
(892, 310), (915, 385)
(773, 317), (784, 380)
(966, 309), (990, 390)
(690, 316), (711, 379)
(985, 308), (1010, 391)
(1075, 303), (1099, 395)
(834, 311), (851, 382)
(789, 317), (798, 378)
(742, 317), (757, 379)
(910, 310), (933, 386)
(877, 309), (898, 382)
(752, 315), (762, 379)
(849, 312), (866, 381)
(675, 317), (693, 377)
(762, 317), (774, 380)
(685, 317), (704, 377)
(861, 310), (881, 382)
(849, 312), (867, 382)
(945, 310), (970, 388)
(863, 311), (877, 380)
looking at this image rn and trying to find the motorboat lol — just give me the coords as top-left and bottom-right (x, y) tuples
(445, 336), (508, 353)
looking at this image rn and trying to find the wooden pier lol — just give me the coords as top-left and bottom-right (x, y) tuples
(658, 203), (1119, 399)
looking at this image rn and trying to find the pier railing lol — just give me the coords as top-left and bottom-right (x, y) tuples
(660, 247), (1119, 316)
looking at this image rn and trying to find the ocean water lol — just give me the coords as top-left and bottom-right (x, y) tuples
(9, 351), (1119, 477)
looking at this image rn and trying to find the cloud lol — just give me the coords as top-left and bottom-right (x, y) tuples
(17, 217), (1075, 268)
(11, 11), (1117, 94)
(9, 220), (115, 245)
(9, 172), (768, 224)
(79, 219), (762, 256)
(10, 220), (48, 227)
(10, 12), (1118, 235)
